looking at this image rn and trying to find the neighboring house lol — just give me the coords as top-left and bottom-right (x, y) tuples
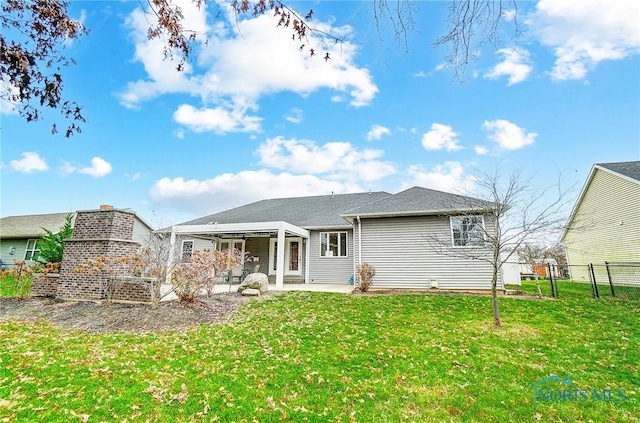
(0, 205), (155, 268)
(560, 161), (640, 279)
(0, 212), (75, 268)
(166, 186), (502, 290)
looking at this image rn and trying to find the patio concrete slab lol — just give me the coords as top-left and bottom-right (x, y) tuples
(159, 283), (354, 301)
(270, 284), (354, 293)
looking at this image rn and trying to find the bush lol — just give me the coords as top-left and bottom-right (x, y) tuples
(37, 213), (73, 265)
(0, 260), (37, 299)
(355, 263), (376, 292)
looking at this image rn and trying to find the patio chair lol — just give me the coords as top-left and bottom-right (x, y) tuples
(229, 265), (243, 284)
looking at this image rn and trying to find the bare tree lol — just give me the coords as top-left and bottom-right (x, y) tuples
(1, 0), (88, 136)
(517, 243), (548, 298)
(3, 0), (519, 133)
(434, 0), (521, 81)
(427, 168), (572, 326)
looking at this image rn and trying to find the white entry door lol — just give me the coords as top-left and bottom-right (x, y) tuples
(269, 237), (302, 276)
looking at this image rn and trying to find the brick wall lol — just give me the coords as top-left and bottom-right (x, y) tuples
(31, 274), (59, 297)
(56, 209), (141, 301)
(109, 276), (157, 304)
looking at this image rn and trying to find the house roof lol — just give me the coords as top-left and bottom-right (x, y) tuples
(559, 160), (640, 242)
(0, 212), (75, 239)
(342, 186), (495, 219)
(177, 191), (393, 229)
(596, 161), (640, 183)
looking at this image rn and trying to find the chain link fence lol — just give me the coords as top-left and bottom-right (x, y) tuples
(504, 262), (640, 300)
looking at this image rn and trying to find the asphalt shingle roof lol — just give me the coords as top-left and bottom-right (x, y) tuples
(0, 212), (75, 239)
(179, 192), (392, 228)
(342, 186), (494, 217)
(597, 161), (640, 182)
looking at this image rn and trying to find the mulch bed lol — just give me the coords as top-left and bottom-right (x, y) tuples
(0, 294), (256, 334)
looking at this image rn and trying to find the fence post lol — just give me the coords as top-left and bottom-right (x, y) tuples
(547, 263), (556, 298)
(589, 263), (600, 299)
(605, 261), (615, 297)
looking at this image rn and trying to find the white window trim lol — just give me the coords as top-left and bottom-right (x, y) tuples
(450, 215), (485, 248)
(269, 237), (302, 276)
(181, 239), (194, 261)
(24, 239), (40, 261)
(217, 239), (246, 265)
(319, 231), (348, 258)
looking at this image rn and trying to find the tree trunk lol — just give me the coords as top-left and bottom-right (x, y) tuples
(534, 274), (542, 298)
(492, 267), (502, 326)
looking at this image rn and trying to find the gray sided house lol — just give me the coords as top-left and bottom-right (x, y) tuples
(0, 212), (75, 268)
(168, 187), (502, 290)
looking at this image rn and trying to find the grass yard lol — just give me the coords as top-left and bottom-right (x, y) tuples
(515, 278), (640, 300)
(1, 292), (638, 422)
(0, 275), (31, 298)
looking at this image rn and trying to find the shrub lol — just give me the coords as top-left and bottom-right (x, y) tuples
(171, 249), (238, 302)
(0, 260), (37, 299)
(355, 263), (376, 292)
(37, 213), (73, 265)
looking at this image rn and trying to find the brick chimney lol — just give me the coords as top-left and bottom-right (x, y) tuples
(100, 204), (114, 210)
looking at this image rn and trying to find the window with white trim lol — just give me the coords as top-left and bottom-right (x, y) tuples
(25, 239), (40, 261)
(451, 216), (485, 247)
(320, 232), (347, 257)
(181, 240), (194, 261)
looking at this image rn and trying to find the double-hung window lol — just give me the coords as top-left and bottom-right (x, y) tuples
(320, 232), (347, 257)
(451, 216), (485, 247)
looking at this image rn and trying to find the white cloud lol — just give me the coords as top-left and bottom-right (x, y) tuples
(10, 152), (48, 173)
(173, 104), (262, 134)
(528, 0), (640, 80)
(482, 119), (537, 150)
(474, 145), (489, 155)
(401, 162), (475, 193)
(256, 137), (395, 182)
(284, 108), (303, 124)
(149, 170), (363, 216)
(126, 172), (141, 181)
(484, 47), (533, 85)
(367, 124), (391, 141)
(78, 157), (112, 178)
(413, 71), (427, 78)
(421, 123), (463, 151)
(120, 5), (378, 132)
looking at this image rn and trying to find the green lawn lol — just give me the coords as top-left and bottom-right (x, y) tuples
(515, 278), (640, 300)
(0, 274), (32, 298)
(1, 292), (638, 422)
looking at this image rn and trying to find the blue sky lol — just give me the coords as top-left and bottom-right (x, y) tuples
(1, 0), (639, 227)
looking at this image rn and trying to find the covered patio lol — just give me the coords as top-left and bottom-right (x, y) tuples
(167, 221), (310, 288)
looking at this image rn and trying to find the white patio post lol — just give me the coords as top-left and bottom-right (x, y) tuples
(276, 224), (285, 288)
(166, 226), (177, 284)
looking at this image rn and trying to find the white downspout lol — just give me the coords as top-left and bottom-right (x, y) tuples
(356, 216), (362, 266)
(304, 237), (310, 284)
